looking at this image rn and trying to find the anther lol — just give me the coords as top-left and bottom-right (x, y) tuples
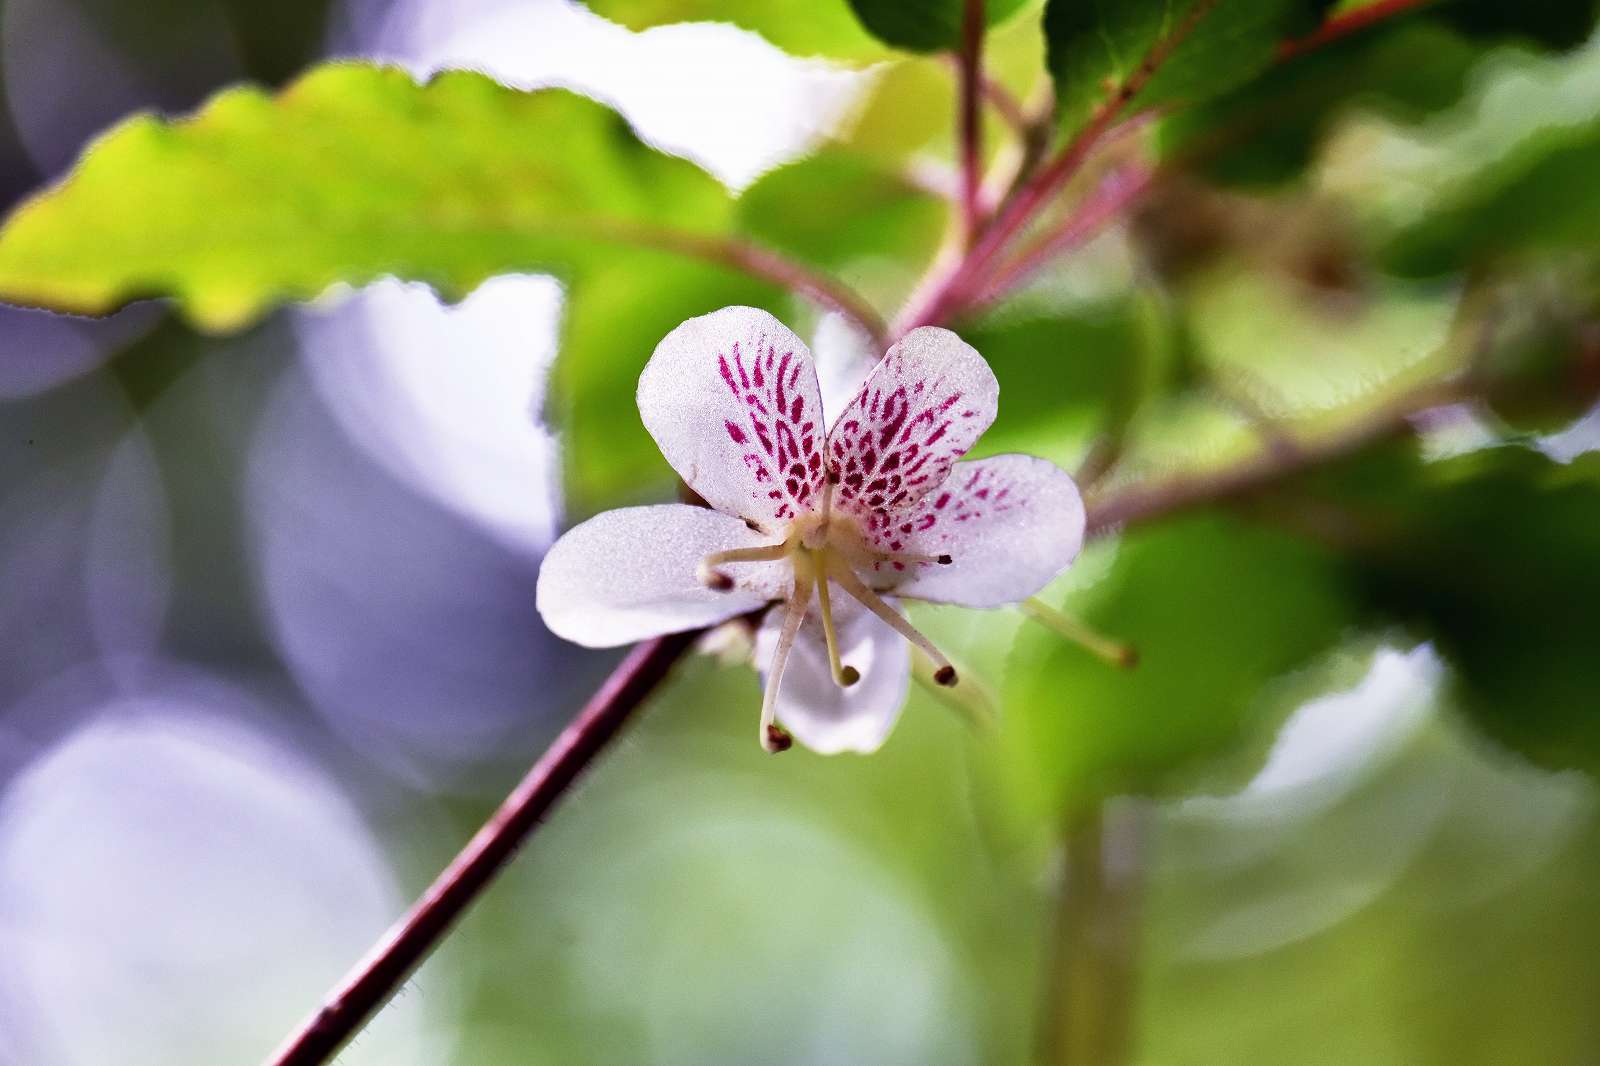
(937, 554), (952, 565)
(1019, 598), (1138, 669)
(701, 567), (735, 591)
(840, 665), (861, 686)
(828, 559), (960, 686)
(764, 724), (793, 753)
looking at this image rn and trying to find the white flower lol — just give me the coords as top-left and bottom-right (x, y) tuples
(536, 306), (1085, 754)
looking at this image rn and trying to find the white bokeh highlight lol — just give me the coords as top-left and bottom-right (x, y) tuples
(0, 679), (433, 1066)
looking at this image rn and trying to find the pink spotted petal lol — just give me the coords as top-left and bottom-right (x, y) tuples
(825, 326), (998, 519)
(638, 306), (826, 530)
(755, 601), (911, 755)
(872, 454), (1084, 608)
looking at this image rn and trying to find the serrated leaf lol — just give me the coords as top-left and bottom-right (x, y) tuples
(585, 0), (1032, 58)
(1043, 0), (1321, 133)
(0, 63), (737, 330)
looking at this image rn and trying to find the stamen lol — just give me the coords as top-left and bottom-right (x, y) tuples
(827, 559), (959, 686)
(698, 542), (789, 590)
(877, 550), (954, 567)
(760, 570), (814, 752)
(811, 555), (860, 687)
(1019, 598), (1139, 669)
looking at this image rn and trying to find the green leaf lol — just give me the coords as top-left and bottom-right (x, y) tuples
(1004, 515), (1353, 815)
(554, 256), (782, 514)
(1321, 36), (1600, 275)
(1158, 20), (1485, 186)
(1043, 0), (1320, 133)
(735, 150), (946, 308)
(585, 0), (1032, 58)
(0, 63), (737, 330)
(956, 295), (1149, 469)
(1318, 445), (1600, 775)
(845, 0), (1034, 53)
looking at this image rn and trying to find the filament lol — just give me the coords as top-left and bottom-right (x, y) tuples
(698, 542), (789, 590)
(875, 550), (953, 568)
(811, 555), (860, 687)
(1019, 598), (1138, 668)
(827, 559), (958, 686)
(760, 569), (814, 752)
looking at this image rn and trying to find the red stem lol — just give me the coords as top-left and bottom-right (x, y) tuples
(895, 0), (1218, 335)
(263, 631), (699, 1066)
(957, 0), (986, 248)
(976, 164), (1154, 305)
(634, 228), (890, 352)
(1277, 0), (1438, 62)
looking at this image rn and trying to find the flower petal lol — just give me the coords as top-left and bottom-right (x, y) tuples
(756, 599), (911, 754)
(875, 454), (1084, 608)
(638, 306), (826, 530)
(536, 504), (787, 647)
(826, 326), (999, 516)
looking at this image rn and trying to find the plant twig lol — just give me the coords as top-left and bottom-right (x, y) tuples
(1085, 378), (1464, 536)
(629, 228), (890, 353)
(976, 164), (1155, 305)
(1276, 0), (1438, 62)
(957, 0), (987, 248)
(894, 0), (1219, 335)
(263, 632), (699, 1066)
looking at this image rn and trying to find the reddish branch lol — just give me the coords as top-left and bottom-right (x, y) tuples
(957, 0), (987, 248)
(1277, 0), (1439, 62)
(264, 632), (699, 1066)
(896, 0), (1219, 334)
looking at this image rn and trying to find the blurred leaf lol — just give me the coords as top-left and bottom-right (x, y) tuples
(1162, 0), (1600, 187)
(585, 0), (1032, 58)
(1004, 515), (1353, 816)
(1159, 20), (1484, 186)
(1182, 264), (1460, 429)
(956, 296), (1148, 468)
(846, 0), (1033, 53)
(554, 255), (782, 513)
(1315, 444), (1600, 774)
(0, 64), (737, 330)
(1321, 36), (1600, 275)
(736, 150), (946, 307)
(1437, 0), (1600, 51)
(1043, 0), (1322, 133)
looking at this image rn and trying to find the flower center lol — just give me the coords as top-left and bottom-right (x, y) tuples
(697, 481), (957, 752)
